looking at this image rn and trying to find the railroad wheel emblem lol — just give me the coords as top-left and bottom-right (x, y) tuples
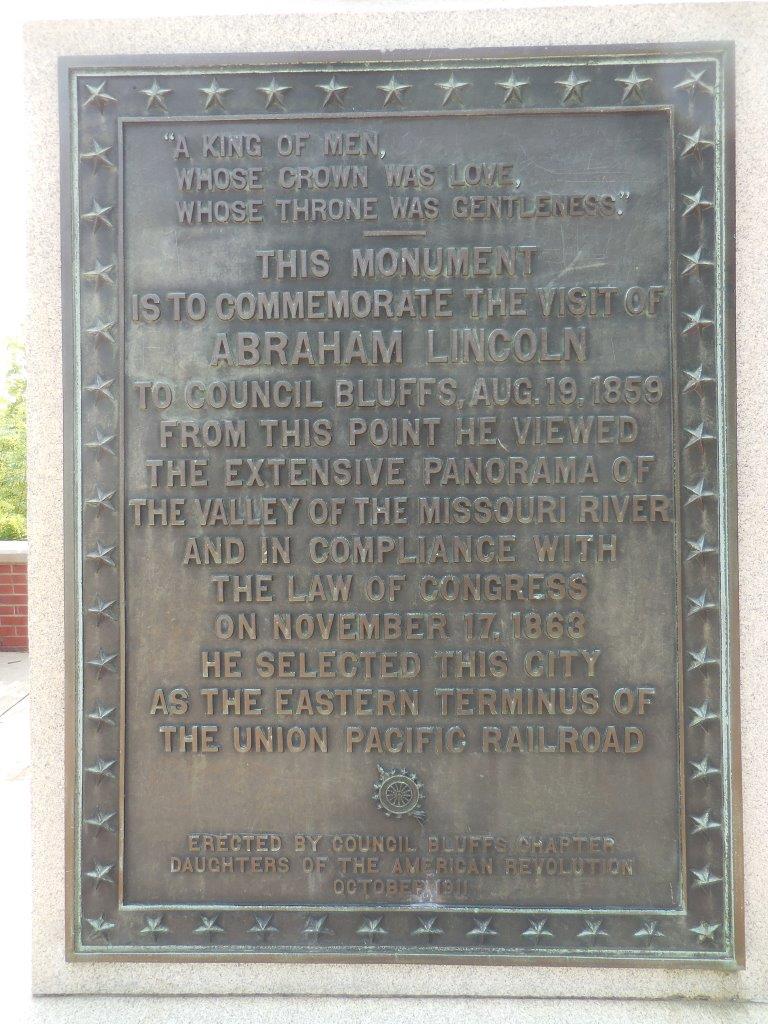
(373, 764), (426, 822)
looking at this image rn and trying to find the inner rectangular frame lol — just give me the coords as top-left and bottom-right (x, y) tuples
(115, 104), (684, 917)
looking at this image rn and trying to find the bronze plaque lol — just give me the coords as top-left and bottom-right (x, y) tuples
(62, 45), (741, 964)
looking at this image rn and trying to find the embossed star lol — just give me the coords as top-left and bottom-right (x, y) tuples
(85, 807), (116, 832)
(87, 704), (117, 728)
(522, 918), (553, 945)
(257, 77), (291, 109)
(82, 259), (115, 287)
(615, 67), (651, 102)
(689, 699), (719, 729)
(81, 198), (113, 231)
(690, 756), (719, 781)
(86, 487), (116, 515)
(141, 79), (172, 112)
(86, 541), (116, 570)
(556, 70), (590, 104)
(81, 139), (114, 171)
(682, 188), (713, 217)
(684, 422), (715, 450)
(687, 589), (718, 618)
(85, 756), (116, 781)
(692, 865), (722, 888)
(85, 429), (116, 458)
(88, 648), (117, 677)
(690, 810), (721, 834)
(84, 82), (117, 112)
(141, 915), (170, 941)
(466, 917), (497, 944)
(377, 76), (410, 106)
(302, 914), (332, 941)
(85, 318), (116, 346)
(691, 920), (720, 944)
(578, 919), (608, 946)
(684, 479), (716, 506)
(85, 375), (115, 402)
(436, 74), (469, 106)
(195, 914), (225, 940)
(85, 861), (114, 889)
(316, 76), (348, 108)
(681, 128), (714, 159)
(675, 68), (714, 96)
(248, 914), (278, 943)
(496, 72), (529, 104)
(412, 915), (443, 942)
(634, 920), (664, 946)
(357, 916), (388, 944)
(85, 914), (114, 942)
(685, 533), (717, 561)
(682, 364), (714, 395)
(681, 246), (714, 277)
(682, 307), (713, 335)
(87, 645), (118, 678)
(88, 596), (117, 624)
(200, 79), (231, 111)
(688, 645), (718, 674)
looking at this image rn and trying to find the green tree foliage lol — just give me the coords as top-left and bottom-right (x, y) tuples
(0, 342), (26, 539)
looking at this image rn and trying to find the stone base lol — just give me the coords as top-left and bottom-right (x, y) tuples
(18, 996), (768, 1023)
(25, 0), (768, 1009)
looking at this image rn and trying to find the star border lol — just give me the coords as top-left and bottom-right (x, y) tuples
(63, 44), (739, 966)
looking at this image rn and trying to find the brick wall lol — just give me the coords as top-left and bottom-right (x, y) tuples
(0, 542), (28, 651)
